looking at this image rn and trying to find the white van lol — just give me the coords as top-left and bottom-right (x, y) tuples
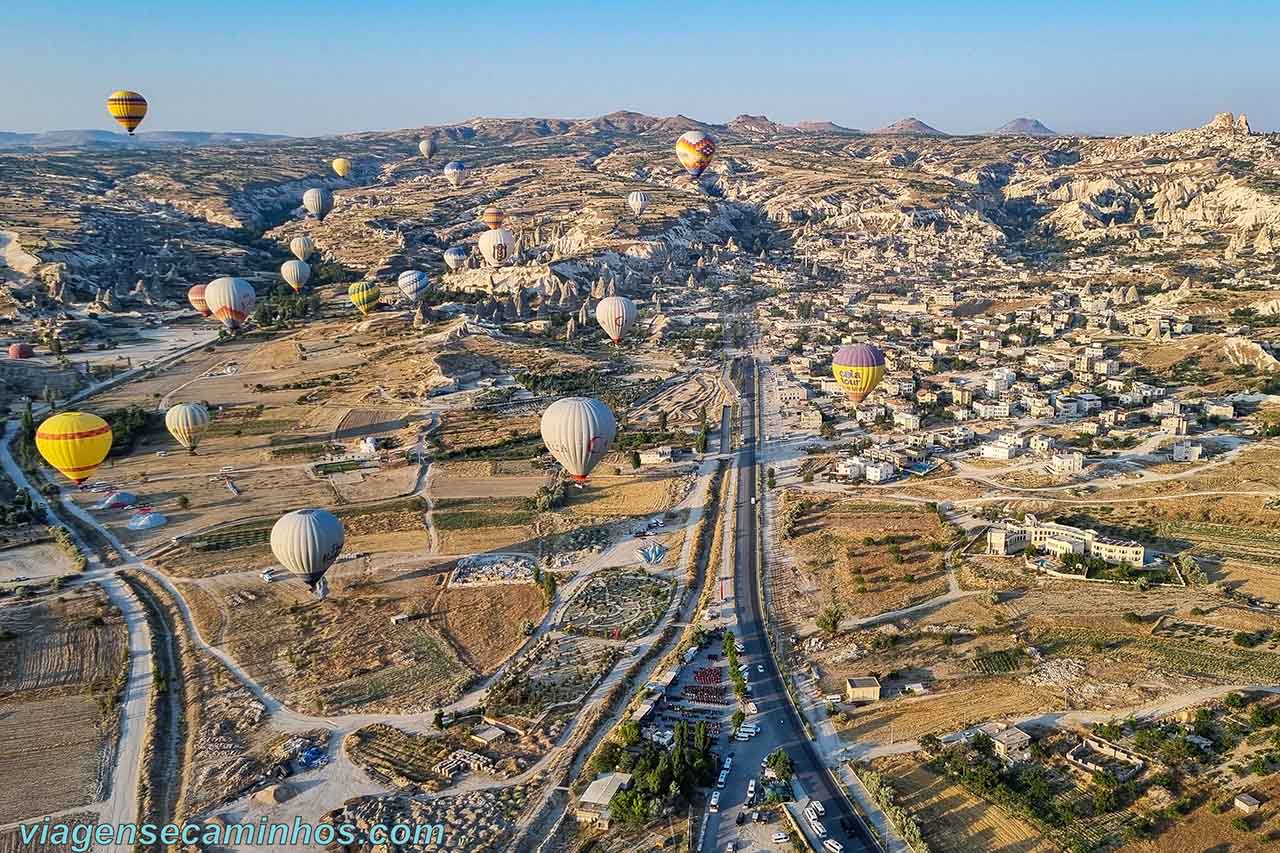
(823, 841), (844, 853)
(709, 791), (720, 812)
(717, 770), (728, 788)
(771, 833), (788, 844)
(746, 779), (756, 800)
(810, 819), (827, 839)
(804, 806), (818, 823)
(811, 800), (825, 817)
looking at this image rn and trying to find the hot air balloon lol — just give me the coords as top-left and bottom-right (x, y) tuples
(107, 90), (147, 135)
(204, 277), (257, 330)
(270, 508), (344, 599)
(675, 130), (717, 179)
(8, 343), (34, 359)
(348, 280), (381, 316)
(397, 270), (431, 303)
(419, 138), (438, 159)
(303, 188), (334, 221)
(595, 296), (637, 344)
(443, 247), (468, 271)
(481, 206), (505, 230)
(164, 402), (210, 454)
(332, 157), (351, 178)
(478, 228), (516, 268)
(280, 259), (311, 292)
(443, 161), (466, 188)
(289, 235), (316, 262)
(540, 398), (616, 483)
(627, 191), (650, 217)
(36, 412), (113, 485)
(832, 343), (886, 404)
(187, 284), (211, 317)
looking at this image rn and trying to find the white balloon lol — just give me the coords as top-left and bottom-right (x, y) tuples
(164, 403), (209, 452)
(204, 277), (256, 330)
(443, 161), (466, 188)
(539, 397), (617, 482)
(443, 247), (468, 271)
(627, 191), (649, 217)
(270, 508), (344, 598)
(290, 235), (316, 261)
(280, 259), (311, 291)
(595, 295), (637, 344)
(302, 187), (334, 220)
(478, 228), (516, 268)
(397, 270), (431, 302)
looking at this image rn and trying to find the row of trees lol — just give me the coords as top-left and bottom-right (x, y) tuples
(593, 719), (718, 826)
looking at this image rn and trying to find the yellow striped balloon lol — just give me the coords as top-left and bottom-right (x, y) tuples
(332, 158), (352, 177)
(675, 130), (717, 179)
(348, 280), (381, 316)
(481, 206), (505, 230)
(107, 90), (148, 135)
(36, 411), (113, 485)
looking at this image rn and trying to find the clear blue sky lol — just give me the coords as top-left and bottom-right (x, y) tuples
(8, 0), (1279, 136)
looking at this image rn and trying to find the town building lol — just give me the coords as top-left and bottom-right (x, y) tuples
(1050, 451), (1085, 477)
(844, 677), (881, 704)
(576, 772), (634, 828)
(988, 514), (1145, 565)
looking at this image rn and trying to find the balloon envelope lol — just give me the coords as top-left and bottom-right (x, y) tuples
(397, 270), (431, 302)
(832, 343), (886, 403)
(107, 90), (147, 135)
(187, 284), (210, 317)
(165, 402), (210, 452)
(675, 131), (717, 179)
(36, 411), (113, 485)
(481, 206), (505, 230)
(332, 157), (351, 177)
(443, 161), (466, 188)
(419, 138), (438, 159)
(280, 259), (311, 292)
(627, 191), (649, 217)
(540, 397), (617, 482)
(303, 188), (334, 221)
(289, 236), (316, 262)
(7, 343), (34, 359)
(478, 228), (516, 268)
(348, 280), (381, 316)
(443, 247), (468, 271)
(270, 508), (344, 598)
(595, 295), (637, 344)
(204, 277), (256, 330)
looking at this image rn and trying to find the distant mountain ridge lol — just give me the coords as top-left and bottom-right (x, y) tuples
(870, 117), (948, 136)
(991, 117), (1057, 137)
(791, 120), (860, 135)
(0, 129), (291, 150)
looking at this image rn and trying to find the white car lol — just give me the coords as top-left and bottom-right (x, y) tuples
(810, 819), (827, 839)
(709, 791), (720, 812)
(757, 664), (765, 674)
(772, 832), (788, 844)
(804, 806), (818, 823)
(723, 756), (733, 771)
(811, 800), (825, 817)
(823, 841), (844, 853)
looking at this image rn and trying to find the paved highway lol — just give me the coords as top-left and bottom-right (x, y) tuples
(711, 357), (877, 853)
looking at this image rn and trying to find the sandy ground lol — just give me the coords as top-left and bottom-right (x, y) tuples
(0, 542), (75, 581)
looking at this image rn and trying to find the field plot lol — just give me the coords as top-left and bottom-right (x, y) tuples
(0, 696), (108, 823)
(562, 570), (673, 638)
(184, 574), (471, 715)
(1122, 773), (1280, 853)
(836, 679), (1060, 747)
(873, 757), (1056, 853)
(0, 541), (74, 582)
(777, 497), (950, 622)
(628, 369), (730, 427)
(0, 589), (127, 823)
(488, 634), (619, 720)
(432, 581), (546, 673)
(432, 496), (539, 554)
(0, 812), (96, 853)
(1044, 627), (1280, 683)
(0, 590), (127, 696)
(561, 472), (685, 518)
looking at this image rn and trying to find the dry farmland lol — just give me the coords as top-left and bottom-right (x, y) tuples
(777, 497), (951, 623)
(431, 581), (546, 673)
(560, 471), (685, 518)
(872, 757), (1056, 853)
(431, 496), (539, 554)
(183, 574), (471, 715)
(0, 812), (97, 853)
(0, 589), (127, 824)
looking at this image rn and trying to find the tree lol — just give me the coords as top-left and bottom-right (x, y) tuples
(20, 399), (34, 442)
(432, 709), (444, 728)
(817, 602), (843, 637)
(617, 719), (641, 747)
(176, 495), (190, 510)
(658, 411), (668, 432)
(765, 749), (794, 782)
(628, 450), (641, 470)
(919, 733), (942, 755)
(541, 572), (558, 604)
(731, 709), (746, 733)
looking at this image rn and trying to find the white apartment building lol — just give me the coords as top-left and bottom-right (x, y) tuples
(988, 513), (1145, 565)
(1050, 451), (1085, 477)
